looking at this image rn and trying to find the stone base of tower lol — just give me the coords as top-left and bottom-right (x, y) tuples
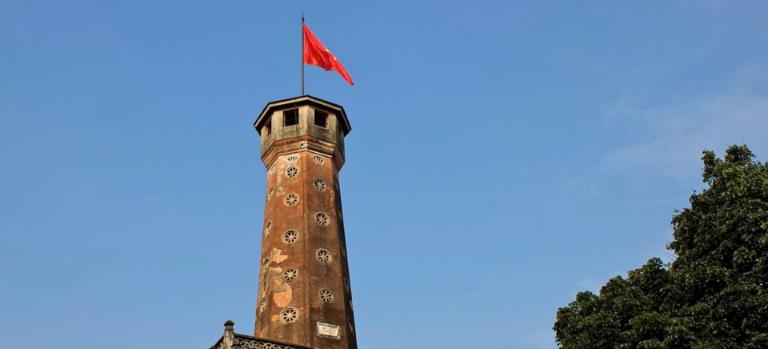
(210, 321), (310, 349)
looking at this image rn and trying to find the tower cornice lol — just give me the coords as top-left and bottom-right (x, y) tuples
(254, 95), (351, 136)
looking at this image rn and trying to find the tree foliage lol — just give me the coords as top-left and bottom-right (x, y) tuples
(554, 145), (768, 349)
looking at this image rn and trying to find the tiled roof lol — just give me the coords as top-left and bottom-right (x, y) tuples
(210, 332), (311, 349)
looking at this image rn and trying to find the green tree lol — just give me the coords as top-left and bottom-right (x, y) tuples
(554, 145), (768, 349)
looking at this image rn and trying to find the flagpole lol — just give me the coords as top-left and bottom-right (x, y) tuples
(301, 14), (305, 96)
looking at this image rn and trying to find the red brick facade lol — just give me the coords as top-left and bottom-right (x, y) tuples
(252, 96), (357, 349)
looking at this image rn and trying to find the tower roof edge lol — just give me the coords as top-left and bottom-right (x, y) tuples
(253, 95), (351, 135)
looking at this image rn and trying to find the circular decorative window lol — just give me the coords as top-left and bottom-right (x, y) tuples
(316, 248), (332, 263)
(283, 193), (299, 207)
(313, 155), (325, 165)
(264, 221), (272, 236)
(282, 229), (298, 244)
(315, 212), (331, 225)
(280, 307), (298, 324)
(286, 154), (299, 162)
(319, 288), (334, 303)
(258, 297), (267, 314)
(285, 166), (299, 178)
(282, 268), (298, 282)
(315, 212), (330, 226)
(312, 179), (327, 192)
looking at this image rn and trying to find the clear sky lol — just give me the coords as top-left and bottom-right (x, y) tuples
(2, 1), (768, 348)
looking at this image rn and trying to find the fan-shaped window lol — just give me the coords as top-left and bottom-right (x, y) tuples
(315, 212), (330, 226)
(316, 248), (332, 264)
(282, 268), (298, 282)
(282, 229), (298, 244)
(280, 307), (298, 323)
(319, 288), (334, 303)
(264, 221), (272, 236)
(258, 297), (267, 314)
(285, 166), (299, 178)
(284, 193), (299, 207)
(313, 179), (327, 192)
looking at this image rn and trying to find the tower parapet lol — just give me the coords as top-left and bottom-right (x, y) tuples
(254, 95), (351, 170)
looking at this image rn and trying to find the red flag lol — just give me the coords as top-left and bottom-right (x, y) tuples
(303, 23), (354, 85)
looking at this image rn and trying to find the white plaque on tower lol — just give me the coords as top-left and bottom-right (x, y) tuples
(316, 322), (341, 339)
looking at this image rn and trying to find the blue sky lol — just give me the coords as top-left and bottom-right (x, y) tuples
(2, 1), (768, 348)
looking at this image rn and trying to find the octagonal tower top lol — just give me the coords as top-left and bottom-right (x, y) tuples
(253, 95), (351, 169)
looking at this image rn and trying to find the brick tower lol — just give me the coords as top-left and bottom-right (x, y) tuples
(209, 95), (356, 349)
(245, 95), (357, 349)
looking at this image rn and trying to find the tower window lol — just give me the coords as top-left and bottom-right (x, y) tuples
(285, 166), (299, 178)
(264, 221), (272, 237)
(319, 288), (335, 303)
(282, 229), (299, 244)
(262, 258), (271, 271)
(258, 297), (267, 314)
(284, 193), (299, 207)
(314, 110), (329, 128)
(280, 307), (299, 324)
(313, 179), (327, 191)
(282, 268), (298, 282)
(263, 119), (271, 136)
(316, 248), (332, 263)
(315, 212), (330, 226)
(283, 108), (298, 126)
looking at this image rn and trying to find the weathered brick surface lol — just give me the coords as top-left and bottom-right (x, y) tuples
(250, 96), (357, 349)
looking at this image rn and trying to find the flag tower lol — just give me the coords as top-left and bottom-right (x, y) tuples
(210, 96), (357, 349)
(209, 20), (357, 349)
(253, 95), (357, 349)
